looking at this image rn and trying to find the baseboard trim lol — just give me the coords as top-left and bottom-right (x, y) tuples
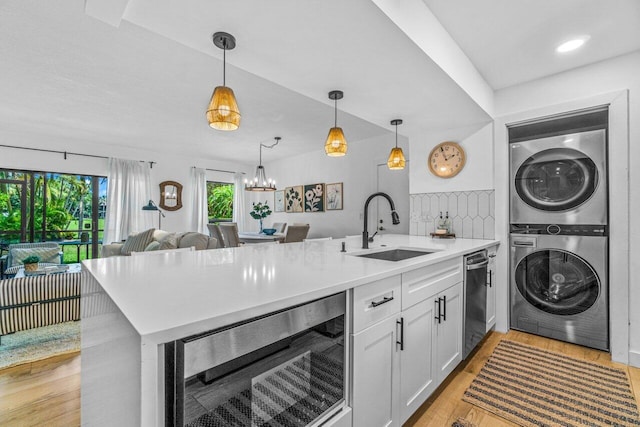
(629, 350), (640, 368)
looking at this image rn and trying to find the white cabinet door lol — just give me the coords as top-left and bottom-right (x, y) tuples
(352, 315), (401, 427)
(434, 282), (462, 383)
(399, 299), (436, 424)
(486, 245), (497, 331)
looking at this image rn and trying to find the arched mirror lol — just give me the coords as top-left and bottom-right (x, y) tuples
(159, 180), (183, 211)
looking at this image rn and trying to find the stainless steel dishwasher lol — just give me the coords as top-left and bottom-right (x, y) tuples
(463, 249), (489, 359)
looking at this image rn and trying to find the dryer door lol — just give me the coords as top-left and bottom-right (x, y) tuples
(514, 249), (600, 315)
(514, 148), (598, 212)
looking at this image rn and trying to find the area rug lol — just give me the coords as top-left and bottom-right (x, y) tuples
(0, 321), (80, 370)
(463, 340), (640, 426)
(187, 351), (343, 427)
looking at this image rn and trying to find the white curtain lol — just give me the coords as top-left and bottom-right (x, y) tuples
(190, 167), (208, 234)
(103, 158), (153, 244)
(232, 172), (247, 232)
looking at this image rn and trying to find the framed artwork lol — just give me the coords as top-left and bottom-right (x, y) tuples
(285, 186), (303, 213)
(304, 183), (325, 212)
(274, 190), (285, 212)
(325, 182), (343, 210)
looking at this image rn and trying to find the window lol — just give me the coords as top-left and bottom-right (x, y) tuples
(0, 169), (107, 262)
(207, 181), (234, 223)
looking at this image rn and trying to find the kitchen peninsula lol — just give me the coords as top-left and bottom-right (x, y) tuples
(81, 235), (498, 426)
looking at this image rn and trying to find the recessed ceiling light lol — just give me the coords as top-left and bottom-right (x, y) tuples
(556, 36), (590, 53)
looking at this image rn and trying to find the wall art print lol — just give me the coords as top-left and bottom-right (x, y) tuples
(325, 182), (343, 210)
(304, 183), (325, 212)
(274, 190), (285, 212)
(285, 186), (303, 213)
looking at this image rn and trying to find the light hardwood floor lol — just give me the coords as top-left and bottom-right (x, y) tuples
(0, 330), (638, 427)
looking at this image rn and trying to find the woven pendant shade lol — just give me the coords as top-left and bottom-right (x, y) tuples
(387, 147), (406, 169)
(207, 86), (241, 131)
(325, 127), (348, 156)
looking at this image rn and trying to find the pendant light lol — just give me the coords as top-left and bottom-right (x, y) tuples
(387, 119), (406, 170)
(206, 32), (241, 131)
(325, 90), (348, 156)
(245, 137), (280, 191)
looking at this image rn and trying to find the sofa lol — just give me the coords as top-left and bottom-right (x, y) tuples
(102, 229), (217, 257)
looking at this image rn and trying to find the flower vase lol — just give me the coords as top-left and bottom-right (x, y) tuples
(259, 219), (263, 233)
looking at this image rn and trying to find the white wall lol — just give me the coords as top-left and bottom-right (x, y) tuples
(494, 51), (640, 366)
(259, 134), (409, 239)
(0, 129), (252, 234)
(409, 123), (494, 194)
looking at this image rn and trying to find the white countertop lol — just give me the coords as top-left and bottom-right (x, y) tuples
(82, 234), (499, 344)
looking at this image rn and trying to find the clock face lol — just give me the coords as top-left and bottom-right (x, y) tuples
(428, 142), (466, 178)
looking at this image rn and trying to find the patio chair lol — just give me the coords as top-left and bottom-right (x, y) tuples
(0, 242), (63, 279)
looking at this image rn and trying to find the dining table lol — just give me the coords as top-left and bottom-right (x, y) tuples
(237, 232), (285, 244)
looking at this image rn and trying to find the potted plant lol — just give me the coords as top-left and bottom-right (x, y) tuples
(22, 255), (40, 272)
(249, 201), (272, 233)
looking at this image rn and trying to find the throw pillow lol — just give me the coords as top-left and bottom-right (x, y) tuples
(144, 241), (160, 251)
(10, 247), (61, 266)
(121, 228), (155, 255)
(158, 233), (178, 250)
(178, 232), (209, 251)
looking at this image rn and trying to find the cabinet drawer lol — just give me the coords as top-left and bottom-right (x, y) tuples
(352, 275), (401, 333)
(401, 257), (462, 309)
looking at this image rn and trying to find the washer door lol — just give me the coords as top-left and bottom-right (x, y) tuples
(514, 148), (598, 211)
(515, 249), (599, 315)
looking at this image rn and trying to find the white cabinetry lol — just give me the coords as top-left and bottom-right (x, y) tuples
(351, 257), (464, 426)
(433, 282), (463, 383)
(352, 314), (401, 427)
(351, 275), (402, 427)
(486, 244), (498, 332)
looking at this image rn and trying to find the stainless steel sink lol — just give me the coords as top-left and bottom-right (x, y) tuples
(355, 248), (435, 262)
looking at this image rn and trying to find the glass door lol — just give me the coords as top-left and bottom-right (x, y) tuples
(0, 169), (107, 261)
(0, 172), (28, 248)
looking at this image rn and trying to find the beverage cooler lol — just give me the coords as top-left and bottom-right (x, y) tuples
(164, 292), (347, 426)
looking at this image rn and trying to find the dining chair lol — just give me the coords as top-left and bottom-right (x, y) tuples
(283, 225), (310, 243)
(207, 224), (226, 248)
(271, 222), (287, 233)
(218, 223), (242, 247)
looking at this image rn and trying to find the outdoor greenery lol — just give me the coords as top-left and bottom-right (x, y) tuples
(207, 182), (234, 221)
(1, 171), (106, 263)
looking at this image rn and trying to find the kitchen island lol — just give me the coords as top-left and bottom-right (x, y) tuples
(81, 234), (498, 426)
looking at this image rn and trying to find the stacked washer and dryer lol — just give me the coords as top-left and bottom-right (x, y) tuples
(509, 109), (609, 351)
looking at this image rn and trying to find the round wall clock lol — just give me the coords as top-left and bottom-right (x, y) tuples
(428, 141), (466, 178)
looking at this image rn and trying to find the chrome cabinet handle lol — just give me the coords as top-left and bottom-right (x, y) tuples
(396, 318), (404, 351)
(487, 270), (492, 287)
(441, 295), (447, 322)
(435, 298), (441, 323)
(371, 296), (393, 308)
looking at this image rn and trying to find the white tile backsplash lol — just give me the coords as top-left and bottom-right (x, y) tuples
(409, 190), (495, 239)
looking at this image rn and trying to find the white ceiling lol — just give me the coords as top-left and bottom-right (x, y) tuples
(422, 0), (640, 90)
(1, 0), (638, 165)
